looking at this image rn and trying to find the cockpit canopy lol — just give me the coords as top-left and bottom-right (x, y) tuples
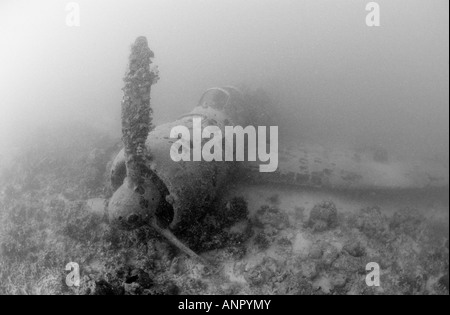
(197, 88), (230, 110)
(193, 86), (248, 125)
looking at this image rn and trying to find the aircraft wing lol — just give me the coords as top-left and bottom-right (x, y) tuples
(241, 143), (449, 190)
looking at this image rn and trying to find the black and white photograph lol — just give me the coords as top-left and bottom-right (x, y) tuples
(0, 0), (448, 298)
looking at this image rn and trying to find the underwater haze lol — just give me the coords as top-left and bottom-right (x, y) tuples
(0, 0), (449, 297)
(0, 0), (448, 161)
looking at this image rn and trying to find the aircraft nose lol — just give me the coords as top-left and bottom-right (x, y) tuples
(108, 177), (161, 230)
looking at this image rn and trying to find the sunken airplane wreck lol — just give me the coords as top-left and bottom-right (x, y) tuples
(108, 37), (449, 265)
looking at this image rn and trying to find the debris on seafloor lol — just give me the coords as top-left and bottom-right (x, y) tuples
(307, 201), (338, 232)
(0, 137), (449, 295)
